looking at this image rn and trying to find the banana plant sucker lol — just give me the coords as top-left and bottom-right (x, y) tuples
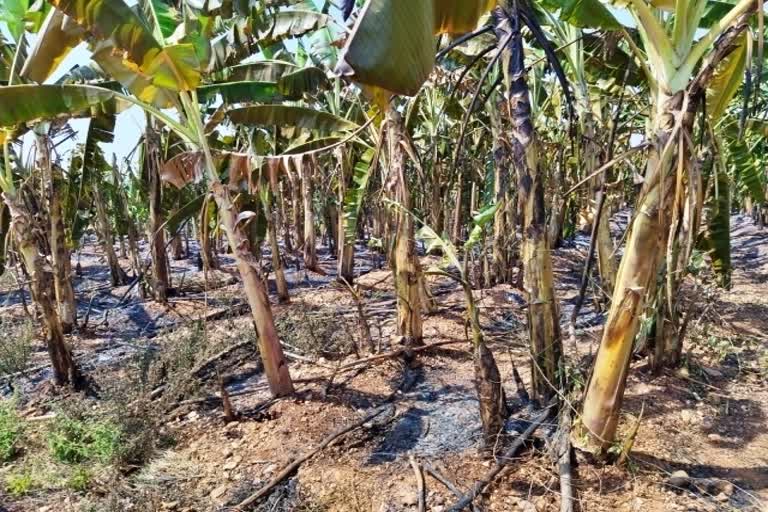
(578, 0), (756, 451)
(500, 0), (562, 403)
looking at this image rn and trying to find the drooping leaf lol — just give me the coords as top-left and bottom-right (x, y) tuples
(197, 81), (282, 104)
(465, 203), (498, 251)
(166, 193), (205, 236)
(254, 10), (329, 45)
(416, 223), (461, 272)
(338, 0), (495, 96)
(342, 148), (375, 242)
(139, 0), (178, 42)
(227, 105), (359, 132)
(277, 66), (330, 97)
(706, 32), (748, 125)
(20, 8), (85, 82)
(50, 0), (202, 91)
(160, 151), (205, 189)
(0, 84), (121, 127)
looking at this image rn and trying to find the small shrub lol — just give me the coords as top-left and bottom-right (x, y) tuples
(67, 466), (91, 492)
(0, 399), (22, 461)
(47, 413), (122, 464)
(0, 319), (34, 376)
(5, 471), (33, 497)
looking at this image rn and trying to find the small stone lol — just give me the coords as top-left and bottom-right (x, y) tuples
(703, 367), (723, 379)
(210, 484), (227, 499)
(680, 410), (696, 424)
(667, 470), (690, 488)
(395, 486), (419, 507)
(714, 492), (729, 503)
(708, 479), (734, 496)
(161, 502), (179, 510)
(224, 459), (239, 470)
(707, 433), (724, 442)
(186, 411), (199, 421)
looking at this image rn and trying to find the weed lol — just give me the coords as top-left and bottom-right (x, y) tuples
(67, 466), (91, 492)
(0, 319), (34, 376)
(5, 471), (33, 497)
(0, 399), (22, 461)
(47, 413), (122, 464)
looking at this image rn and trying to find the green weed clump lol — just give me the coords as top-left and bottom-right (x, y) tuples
(0, 319), (34, 376)
(5, 471), (32, 496)
(47, 413), (122, 464)
(0, 399), (23, 461)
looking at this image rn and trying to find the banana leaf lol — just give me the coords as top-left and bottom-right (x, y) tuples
(0, 84), (121, 127)
(227, 105), (359, 132)
(20, 8), (85, 82)
(342, 148), (375, 242)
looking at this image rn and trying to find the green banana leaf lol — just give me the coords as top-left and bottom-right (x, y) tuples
(342, 148), (375, 243)
(0, 84), (121, 127)
(50, 0), (203, 91)
(339, 0), (496, 96)
(197, 81), (283, 104)
(539, 0), (621, 30)
(277, 66), (330, 97)
(227, 105), (359, 132)
(226, 60), (298, 82)
(139, 0), (178, 43)
(705, 32), (747, 125)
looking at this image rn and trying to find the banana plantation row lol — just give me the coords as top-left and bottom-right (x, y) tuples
(0, 0), (766, 472)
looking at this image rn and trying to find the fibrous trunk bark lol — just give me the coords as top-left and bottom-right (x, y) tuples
(37, 133), (76, 333)
(503, 7), (562, 404)
(4, 192), (82, 387)
(146, 122), (170, 301)
(387, 107), (423, 346)
(93, 179), (127, 287)
(336, 147), (355, 283)
(210, 178), (295, 396)
(579, 91), (696, 451)
(299, 156), (320, 272)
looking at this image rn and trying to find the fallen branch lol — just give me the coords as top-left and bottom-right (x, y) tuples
(423, 463), (479, 512)
(446, 406), (553, 511)
(234, 405), (389, 510)
(337, 339), (467, 372)
(410, 455), (426, 512)
(554, 408), (574, 512)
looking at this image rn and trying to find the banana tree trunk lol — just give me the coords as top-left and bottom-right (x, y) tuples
(146, 123), (170, 301)
(210, 179), (294, 396)
(583, 112), (618, 296)
(336, 147), (355, 283)
(4, 192), (82, 388)
(111, 157), (142, 279)
(387, 108), (423, 346)
(37, 133), (76, 333)
(278, 181), (293, 255)
(266, 193), (290, 304)
(579, 90), (696, 451)
(300, 156), (319, 272)
(505, 11), (562, 404)
(93, 182), (127, 287)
